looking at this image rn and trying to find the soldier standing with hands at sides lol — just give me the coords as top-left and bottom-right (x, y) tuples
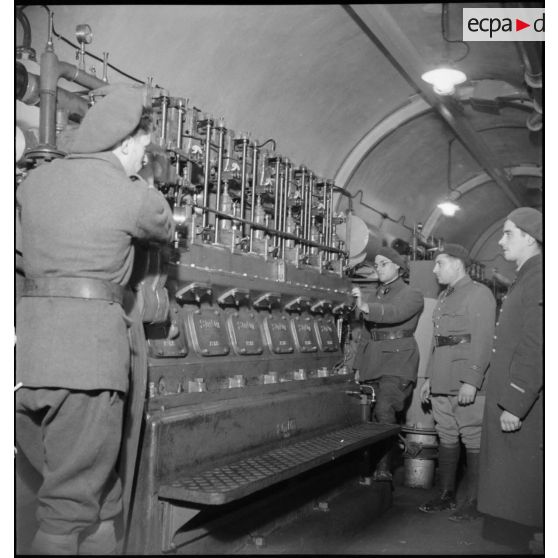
(478, 208), (543, 549)
(352, 247), (424, 482)
(418, 244), (496, 521)
(16, 87), (174, 554)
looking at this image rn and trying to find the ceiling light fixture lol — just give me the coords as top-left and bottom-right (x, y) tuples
(422, 4), (470, 95)
(421, 67), (467, 95)
(437, 200), (460, 217)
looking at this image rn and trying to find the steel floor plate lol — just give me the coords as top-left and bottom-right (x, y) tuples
(159, 422), (399, 505)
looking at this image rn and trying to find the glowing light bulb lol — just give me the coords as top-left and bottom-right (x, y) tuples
(421, 68), (467, 95)
(437, 200), (461, 217)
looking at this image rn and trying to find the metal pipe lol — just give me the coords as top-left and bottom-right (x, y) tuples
(239, 135), (250, 237)
(176, 99), (185, 150)
(273, 157), (282, 249)
(249, 143), (260, 252)
(327, 181), (334, 261)
(299, 167), (308, 253)
(16, 8), (32, 50)
(201, 116), (213, 228)
(305, 172), (314, 254)
(214, 119), (226, 244)
(281, 159), (291, 259)
(39, 46), (60, 147)
(35, 11), (107, 151)
(160, 94), (169, 146)
(58, 61), (107, 90)
(278, 168), (286, 251)
(190, 203), (347, 255)
(102, 52), (109, 82)
(321, 181), (329, 259)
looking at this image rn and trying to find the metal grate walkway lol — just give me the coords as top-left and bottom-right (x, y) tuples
(159, 422), (399, 505)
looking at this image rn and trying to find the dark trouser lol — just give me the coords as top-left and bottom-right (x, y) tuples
(364, 376), (415, 475)
(16, 388), (124, 540)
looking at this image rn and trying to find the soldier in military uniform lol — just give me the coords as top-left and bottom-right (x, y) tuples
(478, 208), (543, 548)
(352, 246), (424, 481)
(15, 88), (174, 554)
(419, 244), (496, 521)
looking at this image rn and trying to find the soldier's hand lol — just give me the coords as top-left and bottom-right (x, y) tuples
(500, 410), (522, 432)
(457, 383), (477, 406)
(351, 287), (369, 313)
(419, 378), (431, 404)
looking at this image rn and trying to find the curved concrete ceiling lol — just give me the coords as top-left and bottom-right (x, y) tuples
(18, 3), (543, 258)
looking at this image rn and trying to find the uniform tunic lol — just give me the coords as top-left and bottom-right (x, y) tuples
(355, 277), (424, 383)
(478, 254), (543, 527)
(425, 276), (495, 449)
(16, 152), (173, 392)
(426, 276), (496, 395)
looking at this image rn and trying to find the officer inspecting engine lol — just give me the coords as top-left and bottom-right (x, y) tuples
(351, 247), (424, 482)
(15, 87), (174, 555)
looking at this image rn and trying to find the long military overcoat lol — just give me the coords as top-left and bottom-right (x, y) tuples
(16, 152), (174, 392)
(478, 253), (543, 527)
(353, 277), (424, 382)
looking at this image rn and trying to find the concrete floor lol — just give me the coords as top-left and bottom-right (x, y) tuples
(236, 471), (534, 555)
(17, 453), (541, 555)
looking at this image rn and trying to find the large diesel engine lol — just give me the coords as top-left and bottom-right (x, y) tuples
(16, 12), (399, 554)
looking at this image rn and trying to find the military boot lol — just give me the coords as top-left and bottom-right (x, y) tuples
(449, 450), (482, 521)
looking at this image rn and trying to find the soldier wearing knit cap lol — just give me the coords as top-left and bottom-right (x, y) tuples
(419, 243), (496, 521)
(478, 208), (543, 538)
(352, 246), (424, 482)
(16, 86), (174, 554)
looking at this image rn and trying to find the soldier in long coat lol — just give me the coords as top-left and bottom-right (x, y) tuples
(15, 88), (174, 554)
(478, 208), (543, 540)
(352, 246), (424, 481)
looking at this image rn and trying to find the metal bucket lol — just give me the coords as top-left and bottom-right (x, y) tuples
(400, 426), (438, 489)
(404, 457), (436, 489)
(401, 425), (438, 446)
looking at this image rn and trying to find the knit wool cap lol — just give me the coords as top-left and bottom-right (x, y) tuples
(70, 87), (145, 154)
(437, 243), (471, 266)
(506, 207), (543, 243)
(375, 246), (408, 273)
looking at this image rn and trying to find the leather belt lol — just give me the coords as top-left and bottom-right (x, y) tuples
(368, 329), (414, 341)
(434, 334), (471, 348)
(23, 277), (125, 305)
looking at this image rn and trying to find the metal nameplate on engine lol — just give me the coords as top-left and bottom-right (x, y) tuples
(185, 309), (230, 357)
(227, 312), (264, 355)
(314, 316), (340, 352)
(290, 316), (318, 353)
(145, 322), (188, 358)
(262, 314), (295, 354)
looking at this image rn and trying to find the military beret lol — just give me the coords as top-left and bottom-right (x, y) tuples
(436, 243), (470, 266)
(70, 86), (145, 154)
(506, 207), (543, 243)
(375, 246), (408, 273)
